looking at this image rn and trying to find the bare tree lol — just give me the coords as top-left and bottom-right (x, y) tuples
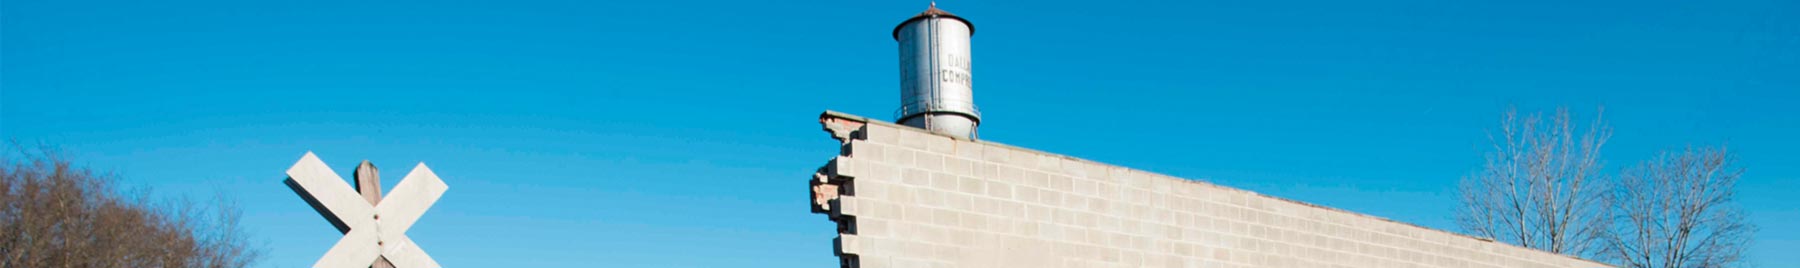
(1603, 146), (1752, 268)
(1, 150), (260, 268)
(1456, 108), (1612, 256)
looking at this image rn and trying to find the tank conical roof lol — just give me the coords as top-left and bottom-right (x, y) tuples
(892, 3), (974, 40)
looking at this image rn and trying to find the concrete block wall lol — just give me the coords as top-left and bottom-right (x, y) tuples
(810, 111), (1610, 268)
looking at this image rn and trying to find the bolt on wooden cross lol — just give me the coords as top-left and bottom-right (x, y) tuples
(285, 152), (447, 268)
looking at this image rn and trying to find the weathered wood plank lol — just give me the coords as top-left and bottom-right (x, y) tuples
(376, 163), (447, 241)
(286, 152), (375, 232)
(354, 161), (397, 268)
(314, 229), (381, 268)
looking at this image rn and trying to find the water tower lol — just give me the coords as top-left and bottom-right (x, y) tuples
(894, 3), (980, 139)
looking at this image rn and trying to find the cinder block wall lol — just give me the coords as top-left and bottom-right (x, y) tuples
(810, 111), (1610, 268)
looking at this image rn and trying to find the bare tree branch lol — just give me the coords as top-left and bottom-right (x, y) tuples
(1456, 107), (1611, 258)
(1604, 146), (1751, 268)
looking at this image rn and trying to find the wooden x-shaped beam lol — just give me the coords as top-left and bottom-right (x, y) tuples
(286, 152), (447, 268)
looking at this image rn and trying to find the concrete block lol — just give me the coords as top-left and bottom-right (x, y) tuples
(930, 172), (958, 191)
(1049, 175), (1074, 193)
(974, 162), (998, 182)
(947, 192), (973, 212)
(916, 187), (944, 207)
(960, 212), (988, 229)
(834, 196), (860, 217)
(1015, 186), (1040, 204)
(1024, 170), (1050, 189)
(1098, 183), (1119, 201)
(972, 195), (998, 214)
(903, 168), (930, 186)
(954, 140), (983, 160)
(996, 166), (1022, 185)
(957, 176), (985, 195)
(861, 256), (891, 268)
(982, 143), (1010, 163)
(1059, 158), (1087, 178)
(1074, 180), (1097, 197)
(1035, 154), (1061, 172)
(945, 157), (972, 175)
(888, 146), (915, 168)
(836, 235), (862, 256)
(859, 180), (889, 199)
(1085, 162), (1112, 181)
(926, 134), (955, 155)
(831, 156), (862, 180)
(904, 206), (934, 224)
(997, 201), (1024, 219)
(1005, 148), (1038, 168)
(933, 208), (961, 227)
(865, 123), (901, 145)
(985, 181), (1012, 199)
(898, 129), (928, 150)
(861, 218), (891, 237)
(862, 161), (900, 183)
(921, 151), (950, 170)
(850, 141), (886, 161)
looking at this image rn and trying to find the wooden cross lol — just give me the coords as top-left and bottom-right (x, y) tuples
(286, 152), (447, 268)
(355, 161), (397, 268)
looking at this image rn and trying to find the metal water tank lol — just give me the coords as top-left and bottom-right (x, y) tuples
(894, 4), (980, 139)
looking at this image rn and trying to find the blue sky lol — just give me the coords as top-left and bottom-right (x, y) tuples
(3, 0), (1796, 267)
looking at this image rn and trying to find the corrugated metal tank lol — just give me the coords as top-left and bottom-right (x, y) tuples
(894, 5), (980, 139)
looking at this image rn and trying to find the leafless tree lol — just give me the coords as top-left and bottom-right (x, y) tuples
(1603, 146), (1752, 268)
(1456, 108), (1612, 257)
(1, 150), (259, 268)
